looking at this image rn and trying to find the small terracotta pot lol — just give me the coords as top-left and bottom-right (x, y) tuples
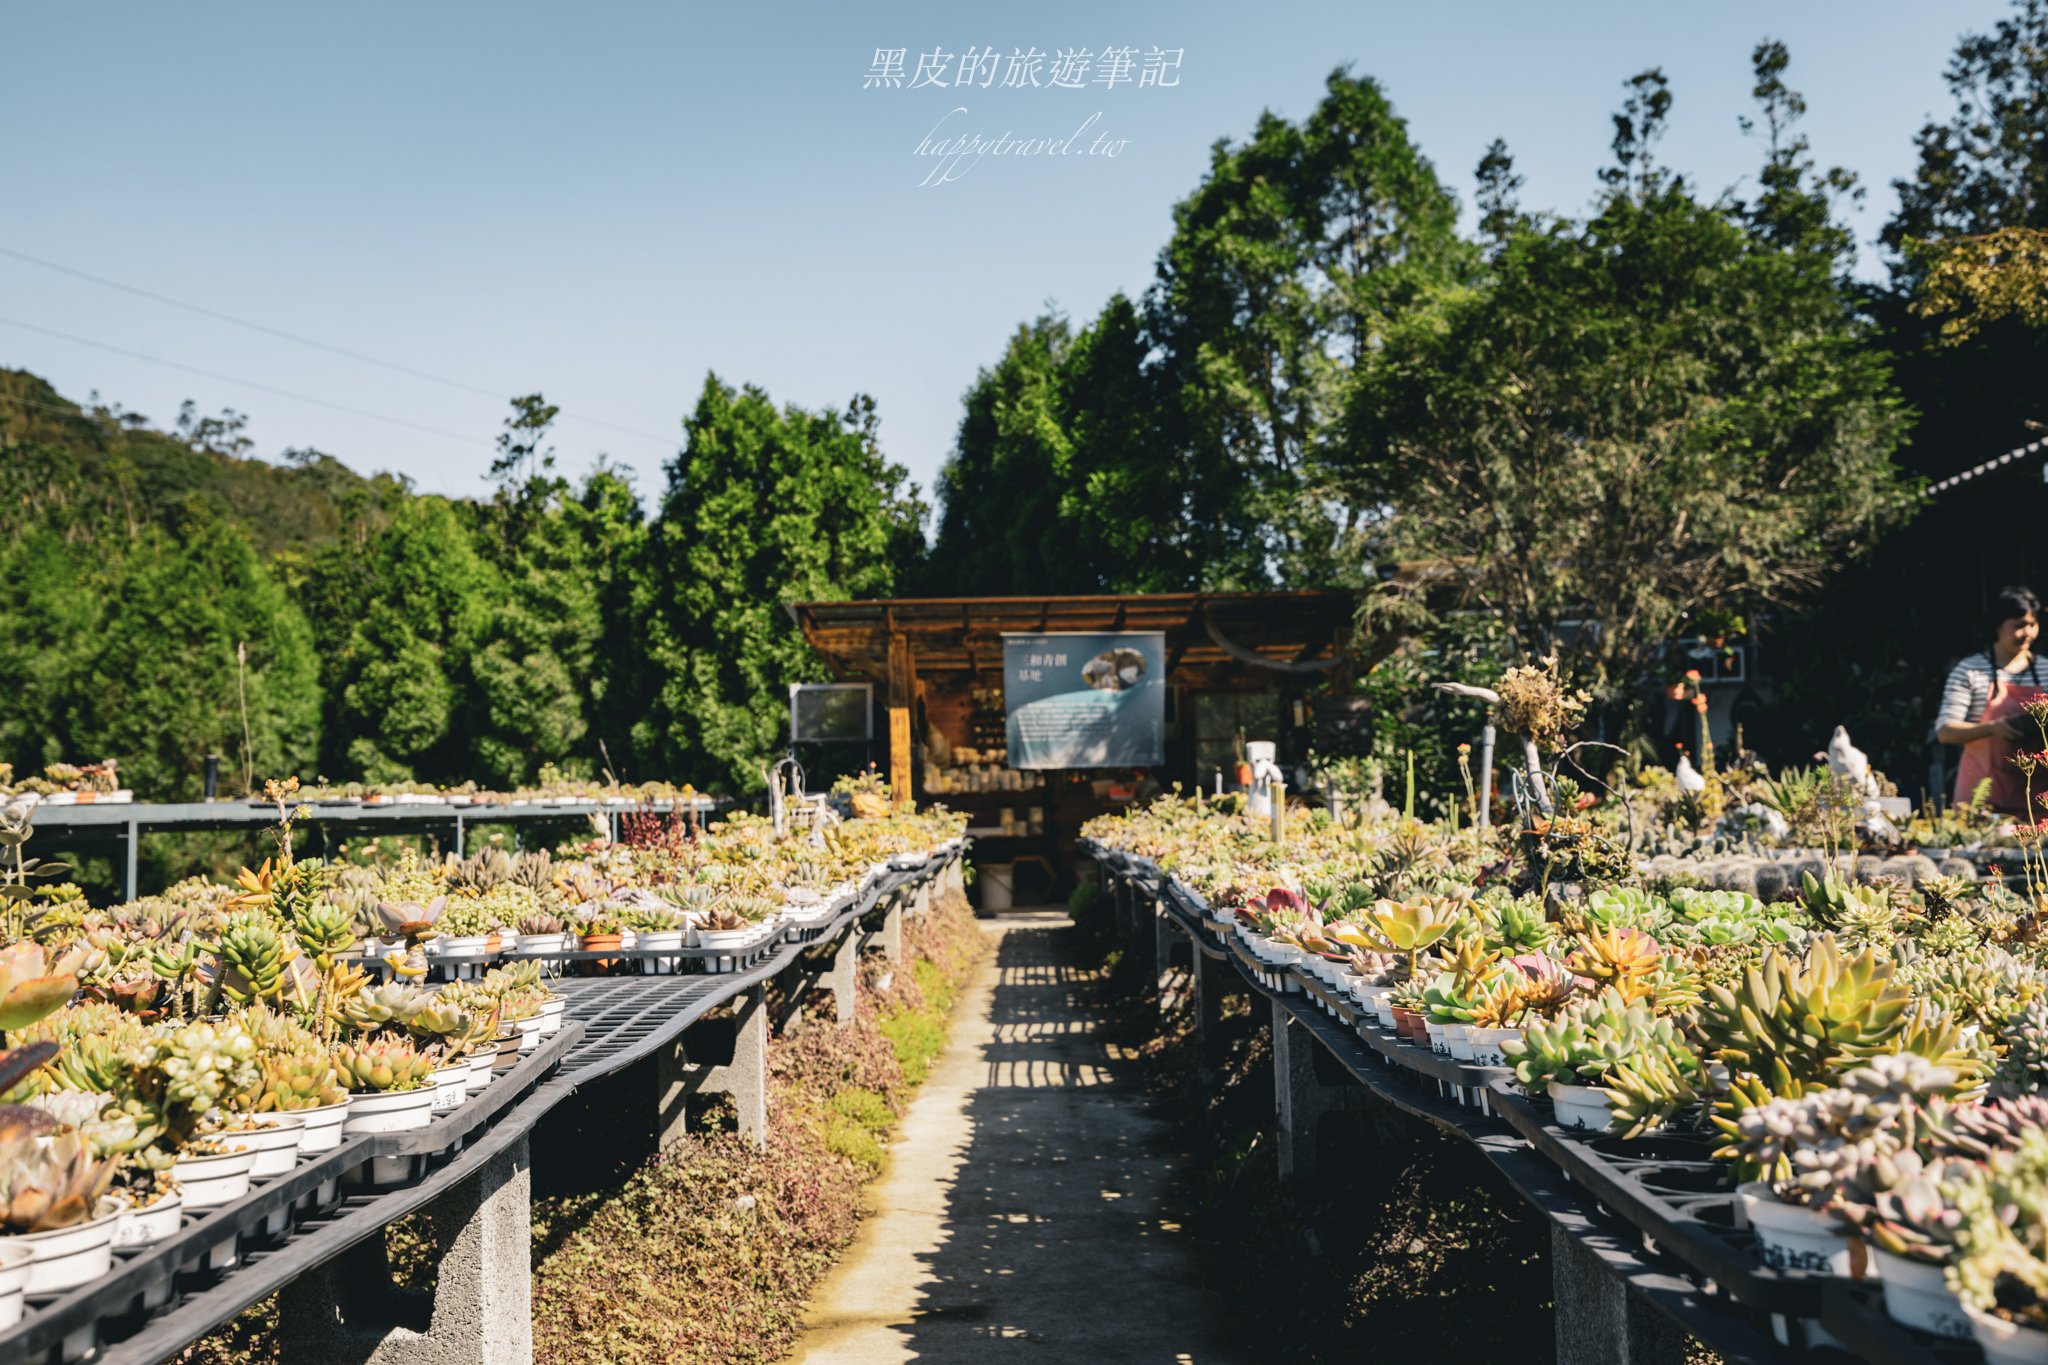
(1392, 1006), (1427, 1041)
(580, 932), (624, 976)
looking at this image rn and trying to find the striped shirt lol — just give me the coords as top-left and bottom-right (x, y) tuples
(1935, 651), (2046, 738)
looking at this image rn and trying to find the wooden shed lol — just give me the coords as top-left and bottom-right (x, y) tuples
(788, 591), (1371, 884)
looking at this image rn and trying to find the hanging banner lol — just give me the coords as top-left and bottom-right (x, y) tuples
(1002, 632), (1165, 769)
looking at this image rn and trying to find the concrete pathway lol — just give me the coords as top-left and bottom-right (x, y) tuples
(795, 910), (1247, 1365)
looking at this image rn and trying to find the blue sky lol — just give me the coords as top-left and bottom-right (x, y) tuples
(0, 1), (2013, 509)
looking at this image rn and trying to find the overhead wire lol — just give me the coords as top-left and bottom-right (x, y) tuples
(0, 243), (678, 449)
(0, 314), (491, 448)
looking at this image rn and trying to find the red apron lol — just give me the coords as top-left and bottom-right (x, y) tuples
(1955, 656), (2047, 814)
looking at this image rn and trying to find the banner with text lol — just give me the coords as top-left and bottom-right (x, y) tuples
(1002, 632), (1165, 770)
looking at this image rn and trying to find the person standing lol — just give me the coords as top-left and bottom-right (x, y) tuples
(1935, 586), (2045, 813)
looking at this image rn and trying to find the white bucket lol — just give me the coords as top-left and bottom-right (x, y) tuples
(981, 863), (1015, 911)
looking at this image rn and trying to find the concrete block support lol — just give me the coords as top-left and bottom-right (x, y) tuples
(826, 922), (860, 1025)
(1154, 909), (1178, 1005)
(1271, 1001), (1358, 1184)
(654, 983), (769, 1151)
(277, 1137), (533, 1365)
(1192, 944), (1227, 1060)
(876, 896), (904, 964)
(1550, 1223), (1689, 1365)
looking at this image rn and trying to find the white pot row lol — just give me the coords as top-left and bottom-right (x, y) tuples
(3, 1060), (514, 1306)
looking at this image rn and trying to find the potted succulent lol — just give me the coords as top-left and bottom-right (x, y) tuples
(516, 913), (573, 955)
(1505, 990), (1699, 1134)
(336, 1036), (440, 1134)
(0, 1129), (124, 1293)
(1719, 1055), (1960, 1277)
(1948, 1131), (2048, 1364)
(1837, 1150), (1977, 1339)
(624, 905), (687, 971)
(408, 998), (488, 1111)
(240, 1006), (350, 1155)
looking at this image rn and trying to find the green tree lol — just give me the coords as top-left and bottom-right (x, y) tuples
(641, 376), (924, 792)
(64, 519), (319, 797)
(1342, 65), (1913, 708)
(1147, 68), (1469, 586)
(927, 312), (1086, 593)
(304, 496), (497, 783)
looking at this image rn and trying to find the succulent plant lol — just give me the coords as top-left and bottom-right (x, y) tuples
(240, 1006), (346, 1111)
(291, 896), (359, 966)
(374, 896), (448, 944)
(1485, 897), (1555, 953)
(1696, 936), (1912, 1096)
(1849, 1153), (1977, 1263)
(444, 847), (516, 895)
(1505, 990), (1694, 1111)
(0, 1128), (118, 1232)
(1720, 1085), (1895, 1204)
(1998, 999), (2048, 1098)
(1563, 925), (1663, 1002)
(0, 940), (83, 1033)
(154, 1018), (260, 1117)
(334, 1036), (439, 1093)
(1580, 887), (1673, 933)
(1421, 971), (1478, 1027)
(408, 997), (492, 1062)
(516, 913), (568, 937)
(1946, 1129), (2048, 1326)
(342, 981), (430, 1034)
(1359, 898), (1455, 979)
(213, 908), (296, 1005)
(1605, 1035), (1702, 1138)
(1952, 1096), (2048, 1160)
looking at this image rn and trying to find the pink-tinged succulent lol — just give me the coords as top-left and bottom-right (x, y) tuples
(1265, 888), (1311, 918)
(0, 943), (83, 1032)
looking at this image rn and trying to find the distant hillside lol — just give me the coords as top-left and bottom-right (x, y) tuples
(0, 368), (406, 555)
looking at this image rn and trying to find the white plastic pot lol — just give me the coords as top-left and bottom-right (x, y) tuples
(1444, 1023), (1476, 1061)
(1739, 1182), (1856, 1275)
(698, 927), (761, 951)
(293, 1099), (351, 1154)
(514, 1016), (546, 1052)
(239, 1113), (309, 1177)
(1423, 1021), (1451, 1056)
(1465, 1026), (1524, 1068)
(0, 1240), (33, 1329)
(1968, 1303), (2048, 1365)
(113, 1189), (184, 1248)
(1549, 1082), (1617, 1133)
(18, 1195), (126, 1293)
(466, 1051), (497, 1093)
(342, 1086), (436, 1135)
(518, 932), (574, 954)
(636, 928), (687, 973)
(538, 998), (566, 1034)
(1374, 997), (1398, 1029)
(174, 1143), (260, 1207)
(1872, 1247), (1969, 1340)
(430, 1065), (470, 1112)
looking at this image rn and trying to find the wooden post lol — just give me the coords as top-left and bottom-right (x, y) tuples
(887, 629), (915, 809)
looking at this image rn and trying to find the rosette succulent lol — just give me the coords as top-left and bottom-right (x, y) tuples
(0, 1128), (118, 1232)
(334, 1036), (438, 1093)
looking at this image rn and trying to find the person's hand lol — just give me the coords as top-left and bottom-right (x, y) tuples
(1994, 717), (2031, 743)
